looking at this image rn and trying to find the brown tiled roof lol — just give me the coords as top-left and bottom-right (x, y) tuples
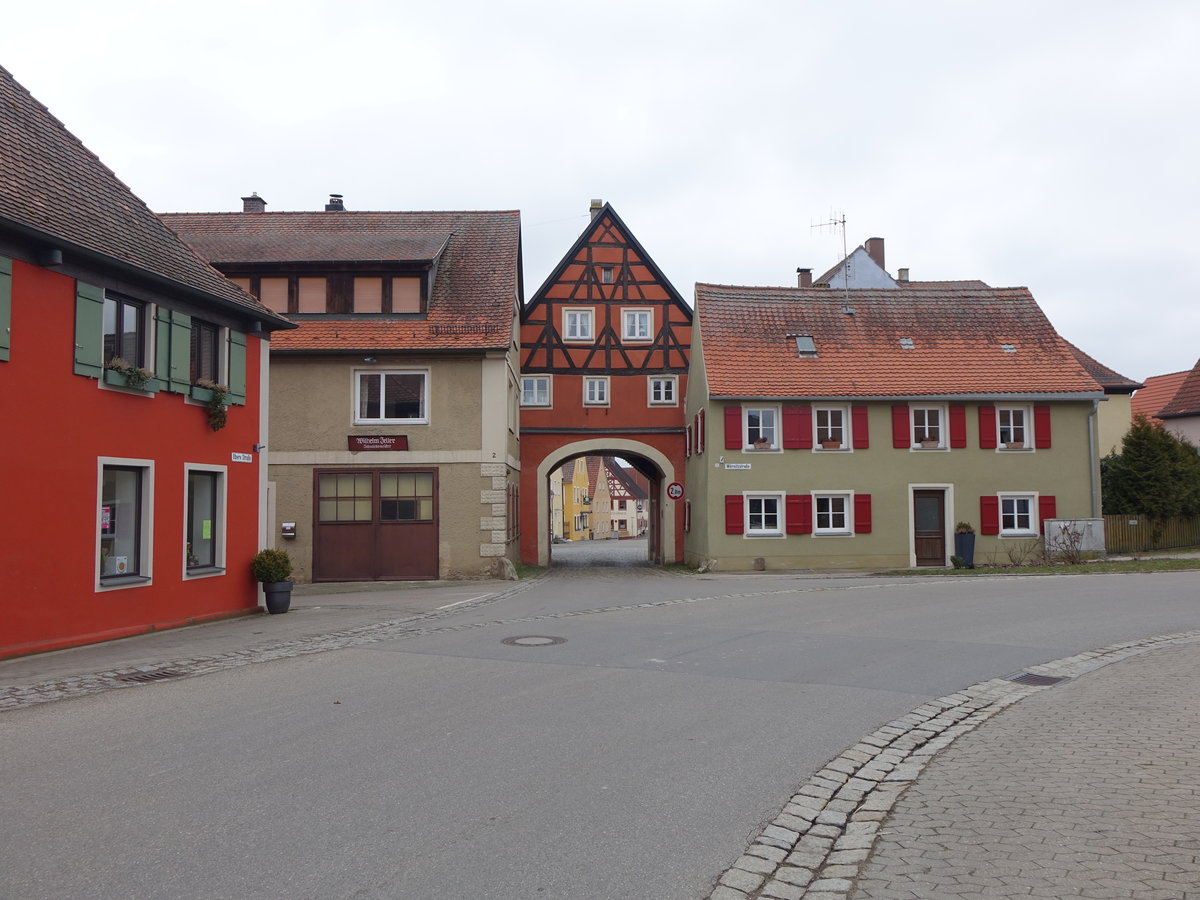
(1155, 360), (1200, 419)
(1131, 370), (1190, 423)
(1064, 341), (1142, 394)
(697, 283), (1103, 398)
(0, 65), (286, 325)
(163, 209), (521, 352)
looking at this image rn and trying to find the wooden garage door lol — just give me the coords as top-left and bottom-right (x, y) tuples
(313, 468), (438, 581)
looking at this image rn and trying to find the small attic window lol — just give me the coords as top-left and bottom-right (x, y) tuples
(1000, 343), (1017, 353)
(601, 266), (614, 284)
(899, 338), (915, 350)
(790, 334), (818, 357)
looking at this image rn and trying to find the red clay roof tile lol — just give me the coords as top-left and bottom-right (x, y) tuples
(1155, 360), (1200, 418)
(697, 283), (1102, 398)
(162, 210), (521, 352)
(0, 65), (286, 324)
(1131, 370), (1190, 422)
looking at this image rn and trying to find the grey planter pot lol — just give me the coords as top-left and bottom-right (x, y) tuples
(262, 580), (293, 614)
(954, 532), (976, 569)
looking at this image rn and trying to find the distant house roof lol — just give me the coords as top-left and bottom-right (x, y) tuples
(1155, 359), (1200, 419)
(1131, 370), (1191, 423)
(696, 283), (1103, 399)
(0, 65), (287, 327)
(163, 208), (521, 353)
(1064, 341), (1142, 395)
(604, 457), (649, 500)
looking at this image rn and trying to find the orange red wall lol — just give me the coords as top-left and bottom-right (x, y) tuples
(0, 259), (265, 658)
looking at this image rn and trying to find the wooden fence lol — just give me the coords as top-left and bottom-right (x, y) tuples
(1103, 514), (1200, 553)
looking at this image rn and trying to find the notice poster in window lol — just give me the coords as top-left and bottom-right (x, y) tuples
(202, 520), (212, 540)
(101, 505), (113, 534)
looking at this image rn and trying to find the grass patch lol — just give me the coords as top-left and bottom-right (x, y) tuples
(660, 563), (700, 575)
(884, 557), (1200, 576)
(513, 561), (548, 580)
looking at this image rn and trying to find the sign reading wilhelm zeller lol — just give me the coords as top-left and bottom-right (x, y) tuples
(348, 435), (409, 451)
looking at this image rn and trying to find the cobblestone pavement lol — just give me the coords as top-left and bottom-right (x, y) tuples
(708, 632), (1200, 900)
(551, 536), (651, 566)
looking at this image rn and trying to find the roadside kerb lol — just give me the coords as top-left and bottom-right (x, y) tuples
(707, 628), (1200, 900)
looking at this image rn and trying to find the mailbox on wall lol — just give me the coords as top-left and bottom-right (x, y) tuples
(281, 522), (297, 540)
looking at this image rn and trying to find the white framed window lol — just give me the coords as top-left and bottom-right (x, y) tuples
(745, 406), (779, 449)
(648, 375), (677, 405)
(814, 492), (853, 535)
(999, 493), (1037, 536)
(355, 370), (428, 424)
(184, 464), (227, 576)
(622, 308), (653, 341)
(912, 406), (944, 448)
(521, 375), (551, 407)
(745, 493), (784, 536)
(998, 406), (1030, 449)
(97, 457), (154, 588)
(583, 376), (609, 406)
(564, 308), (594, 342)
(815, 407), (847, 449)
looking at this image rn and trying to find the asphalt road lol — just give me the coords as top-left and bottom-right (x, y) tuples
(3, 565), (1199, 899)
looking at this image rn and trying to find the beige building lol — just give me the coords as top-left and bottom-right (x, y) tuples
(164, 197), (522, 582)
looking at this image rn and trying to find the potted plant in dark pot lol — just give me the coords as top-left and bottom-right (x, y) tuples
(954, 522), (976, 569)
(252, 548), (293, 614)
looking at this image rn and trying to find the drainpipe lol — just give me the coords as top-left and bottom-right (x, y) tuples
(1088, 400), (1100, 517)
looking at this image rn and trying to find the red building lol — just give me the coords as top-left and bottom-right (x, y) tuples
(0, 66), (292, 658)
(519, 201), (691, 564)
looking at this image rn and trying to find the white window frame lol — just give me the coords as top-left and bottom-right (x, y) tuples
(998, 492), (1038, 537)
(354, 369), (429, 425)
(564, 308), (595, 342)
(911, 405), (946, 449)
(997, 406), (1031, 450)
(583, 376), (610, 406)
(183, 463), (227, 578)
(521, 375), (551, 407)
(96, 456), (155, 590)
(745, 492), (785, 537)
(648, 375), (677, 406)
(622, 308), (653, 342)
(815, 406), (848, 450)
(744, 406), (780, 450)
(813, 491), (853, 535)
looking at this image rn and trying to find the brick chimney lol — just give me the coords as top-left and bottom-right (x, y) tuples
(589, 198), (603, 219)
(864, 237), (885, 270)
(325, 193), (345, 211)
(796, 267), (813, 288)
(241, 193), (266, 213)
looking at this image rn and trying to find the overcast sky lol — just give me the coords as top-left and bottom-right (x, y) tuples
(4, 1), (1196, 382)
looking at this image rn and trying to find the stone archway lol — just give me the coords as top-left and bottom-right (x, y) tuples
(535, 439), (678, 567)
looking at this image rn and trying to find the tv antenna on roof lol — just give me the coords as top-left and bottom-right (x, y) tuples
(811, 211), (853, 309)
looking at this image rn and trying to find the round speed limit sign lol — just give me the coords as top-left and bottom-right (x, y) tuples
(666, 482), (684, 500)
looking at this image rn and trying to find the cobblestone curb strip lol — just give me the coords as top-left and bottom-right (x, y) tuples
(0, 579), (903, 712)
(705, 629), (1200, 900)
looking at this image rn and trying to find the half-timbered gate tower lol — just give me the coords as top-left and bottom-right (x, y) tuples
(519, 202), (691, 565)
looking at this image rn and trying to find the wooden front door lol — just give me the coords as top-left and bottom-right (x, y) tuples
(313, 468), (438, 581)
(913, 489), (946, 567)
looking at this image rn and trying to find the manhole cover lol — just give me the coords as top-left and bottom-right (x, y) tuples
(115, 669), (185, 684)
(1005, 671), (1067, 687)
(501, 635), (566, 647)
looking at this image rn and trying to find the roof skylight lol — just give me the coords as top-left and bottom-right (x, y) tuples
(899, 337), (915, 350)
(790, 334), (818, 357)
(1000, 343), (1017, 353)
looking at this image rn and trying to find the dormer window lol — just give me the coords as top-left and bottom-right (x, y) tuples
(791, 334), (817, 358)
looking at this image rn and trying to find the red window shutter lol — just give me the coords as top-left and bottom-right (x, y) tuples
(684, 500), (691, 534)
(697, 409), (705, 453)
(685, 424), (693, 458)
(1034, 405), (1052, 448)
(980, 496), (1000, 535)
(724, 406), (742, 450)
(978, 405), (997, 448)
(854, 494), (872, 533)
(725, 495), (744, 534)
(892, 405), (910, 448)
(786, 494), (812, 534)
(949, 405), (967, 448)
(783, 405), (812, 449)
(1038, 495), (1057, 533)
(851, 405), (869, 449)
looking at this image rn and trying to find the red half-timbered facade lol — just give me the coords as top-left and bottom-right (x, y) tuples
(519, 202), (691, 565)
